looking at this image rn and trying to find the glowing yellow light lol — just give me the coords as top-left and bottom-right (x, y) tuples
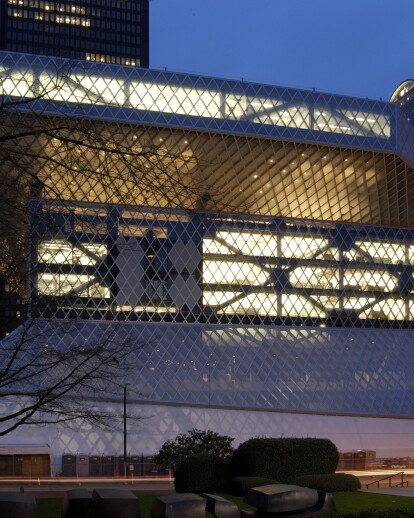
(214, 231), (278, 257)
(0, 61), (390, 139)
(281, 236), (329, 259)
(282, 294), (326, 318)
(203, 260), (268, 285)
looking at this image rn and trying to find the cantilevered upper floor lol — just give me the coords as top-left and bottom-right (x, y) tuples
(1, 51), (414, 167)
(1, 51), (414, 229)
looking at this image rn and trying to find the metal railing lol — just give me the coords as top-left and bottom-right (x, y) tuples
(366, 471), (409, 489)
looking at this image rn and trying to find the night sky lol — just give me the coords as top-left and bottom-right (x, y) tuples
(150, 0), (414, 101)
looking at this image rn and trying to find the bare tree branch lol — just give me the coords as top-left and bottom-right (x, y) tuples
(0, 60), (221, 435)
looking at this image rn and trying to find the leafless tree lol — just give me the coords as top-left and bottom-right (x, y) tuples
(0, 320), (147, 437)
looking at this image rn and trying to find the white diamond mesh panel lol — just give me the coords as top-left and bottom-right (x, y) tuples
(3, 320), (414, 416)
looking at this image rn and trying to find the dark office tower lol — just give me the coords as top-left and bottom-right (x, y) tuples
(0, 0), (149, 67)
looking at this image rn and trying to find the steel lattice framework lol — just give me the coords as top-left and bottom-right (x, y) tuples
(0, 51), (400, 150)
(2, 51), (414, 425)
(1, 51), (414, 226)
(1, 52), (414, 227)
(3, 319), (414, 416)
(30, 200), (414, 329)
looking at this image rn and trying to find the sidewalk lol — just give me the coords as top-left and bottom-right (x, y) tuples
(2, 471), (414, 499)
(363, 487), (414, 498)
(0, 477), (175, 498)
(354, 469), (414, 494)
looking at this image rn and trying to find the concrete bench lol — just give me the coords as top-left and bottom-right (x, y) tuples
(0, 492), (37, 518)
(62, 488), (92, 518)
(92, 488), (141, 518)
(242, 484), (336, 517)
(151, 493), (206, 518)
(202, 493), (239, 518)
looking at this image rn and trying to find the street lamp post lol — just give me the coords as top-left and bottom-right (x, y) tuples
(123, 385), (127, 479)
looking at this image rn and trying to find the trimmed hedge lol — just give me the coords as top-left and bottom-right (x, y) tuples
(230, 438), (338, 483)
(291, 473), (361, 492)
(174, 454), (230, 493)
(230, 476), (280, 496)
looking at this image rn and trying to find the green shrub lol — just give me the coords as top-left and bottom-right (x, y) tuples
(155, 428), (234, 471)
(291, 473), (361, 492)
(230, 438), (338, 483)
(229, 476), (280, 496)
(174, 454), (230, 493)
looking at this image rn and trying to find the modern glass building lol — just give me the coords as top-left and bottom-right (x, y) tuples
(2, 51), (414, 467)
(0, 0), (149, 67)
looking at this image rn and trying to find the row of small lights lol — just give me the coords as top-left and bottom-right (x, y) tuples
(9, 0), (86, 13)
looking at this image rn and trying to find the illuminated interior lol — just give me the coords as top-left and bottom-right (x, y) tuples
(31, 202), (414, 326)
(36, 240), (109, 298)
(0, 55), (390, 140)
(37, 273), (109, 298)
(16, 125), (409, 227)
(4, 2), (146, 67)
(202, 230), (409, 321)
(8, 7), (90, 26)
(203, 260), (269, 285)
(37, 240), (107, 265)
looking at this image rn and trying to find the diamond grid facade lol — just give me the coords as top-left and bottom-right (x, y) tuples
(1, 52), (414, 227)
(31, 200), (414, 329)
(3, 51), (414, 456)
(3, 117), (414, 226)
(3, 319), (414, 416)
(0, 51), (404, 150)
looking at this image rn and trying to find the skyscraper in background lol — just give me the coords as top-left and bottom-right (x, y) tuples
(0, 0), (149, 67)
